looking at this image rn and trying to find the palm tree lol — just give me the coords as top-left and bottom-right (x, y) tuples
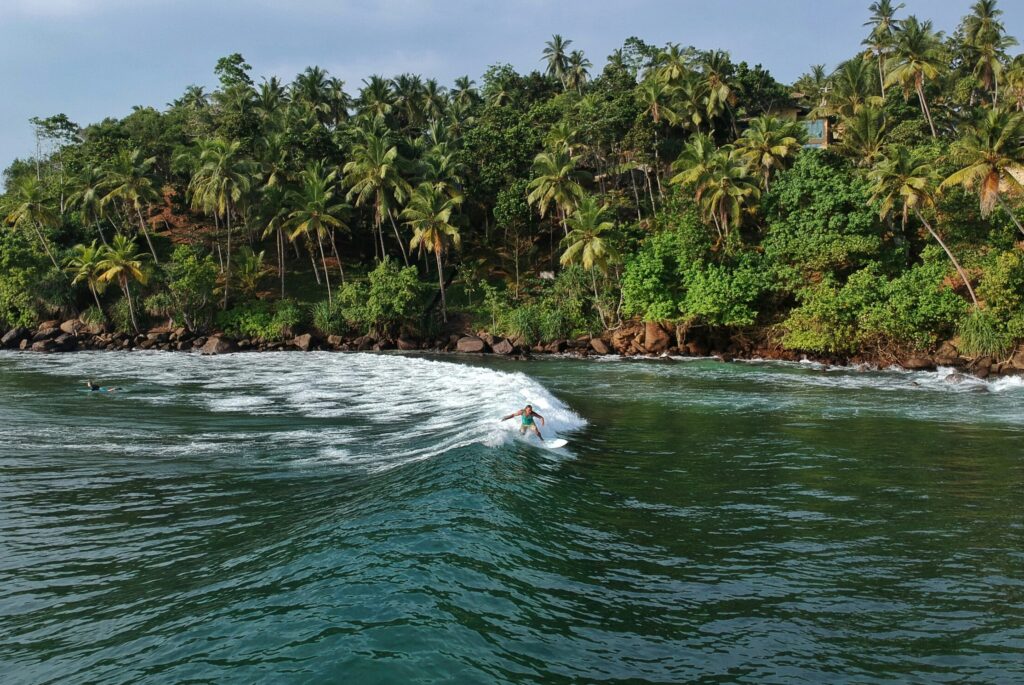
(961, 1), (1017, 104)
(421, 78), (447, 122)
(3, 176), (61, 269)
(418, 145), (467, 200)
(863, 0), (904, 95)
(67, 166), (110, 245)
(653, 43), (692, 85)
(98, 234), (149, 332)
(637, 79), (680, 126)
(343, 127), (413, 264)
(65, 240), (108, 312)
(1006, 56), (1024, 112)
(451, 76), (480, 109)
(794, 64), (830, 117)
(542, 34), (573, 84)
(560, 195), (619, 322)
(869, 146), (979, 306)
(100, 148), (162, 262)
(699, 152), (761, 243)
(700, 50), (735, 124)
(839, 106), (888, 167)
(885, 16), (945, 138)
(188, 138), (256, 308)
(393, 73), (426, 129)
(358, 75), (396, 119)
(829, 59), (883, 119)
(287, 162), (350, 301)
(526, 149), (590, 237)
(565, 50), (592, 94)
(736, 116), (805, 191)
(402, 183), (462, 321)
(940, 107), (1024, 236)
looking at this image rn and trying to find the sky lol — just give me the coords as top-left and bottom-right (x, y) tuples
(1, 0), (1023, 168)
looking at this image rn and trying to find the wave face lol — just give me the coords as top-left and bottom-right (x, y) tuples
(1, 352), (1022, 684)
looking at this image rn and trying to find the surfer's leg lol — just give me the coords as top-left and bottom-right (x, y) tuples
(532, 425), (543, 441)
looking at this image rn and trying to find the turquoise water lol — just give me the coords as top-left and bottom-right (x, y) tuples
(1, 351), (1022, 684)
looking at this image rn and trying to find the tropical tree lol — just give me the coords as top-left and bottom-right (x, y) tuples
(940, 107), (1024, 236)
(863, 0), (904, 95)
(451, 76), (480, 109)
(543, 34), (573, 84)
(402, 183), (462, 321)
(560, 195), (619, 322)
(65, 240), (107, 312)
(869, 145), (979, 306)
(358, 75), (396, 119)
(885, 16), (945, 138)
(344, 126), (412, 264)
(288, 162), (350, 301)
(98, 234), (149, 332)
(670, 136), (758, 243)
(100, 148), (162, 262)
(652, 43), (692, 85)
(565, 50), (592, 94)
(961, 0), (1017, 104)
(735, 116), (805, 191)
(829, 58), (883, 119)
(67, 166), (110, 245)
(187, 137), (256, 307)
(3, 176), (61, 269)
(526, 149), (590, 236)
(839, 106), (888, 167)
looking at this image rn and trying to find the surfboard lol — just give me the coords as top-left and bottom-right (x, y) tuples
(543, 438), (568, 449)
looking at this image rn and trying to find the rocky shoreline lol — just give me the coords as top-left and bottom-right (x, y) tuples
(3, 318), (1023, 380)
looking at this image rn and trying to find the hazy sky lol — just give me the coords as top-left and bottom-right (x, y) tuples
(2, 0), (1022, 168)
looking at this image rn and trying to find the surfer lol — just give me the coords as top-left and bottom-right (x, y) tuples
(502, 404), (545, 441)
(84, 380), (120, 393)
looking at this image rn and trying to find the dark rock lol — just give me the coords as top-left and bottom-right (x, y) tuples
(456, 335), (487, 353)
(531, 344), (546, 354)
(60, 319), (81, 335)
(172, 326), (188, 341)
(492, 338), (514, 355)
(610, 321), (643, 354)
(934, 341), (962, 366)
(377, 339), (395, 351)
(30, 339), (57, 352)
(200, 336), (236, 355)
(545, 340), (567, 354)
(38, 319), (60, 331)
(1, 327), (27, 348)
(902, 355), (935, 371)
(685, 341), (709, 357)
(53, 333), (76, 351)
(140, 338), (160, 350)
(970, 356), (993, 379)
(1009, 345), (1024, 372)
(590, 338), (610, 355)
(644, 321), (672, 354)
(327, 335), (344, 349)
(192, 336), (207, 349)
(32, 327), (60, 342)
(20, 339), (30, 350)
(396, 336), (418, 351)
(354, 335), (375, 351)
(292, 333), (315, 351)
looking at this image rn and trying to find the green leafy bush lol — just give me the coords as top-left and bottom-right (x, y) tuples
(957, 308), (1014, 358)
(976, 249), (1024, 342)
(216, 298), (303, 341)
(163, 245), (218, 330)
(311, 300), (343, 336)
(110, 296), (147, 334)
(336, 258), (423, 336)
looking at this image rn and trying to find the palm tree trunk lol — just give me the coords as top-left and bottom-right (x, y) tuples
(135, 206), (159, 263)
(222, 210), (231, 309)
(329, 231), (346, 285)
(277, 228), (286, 299)
(435, 248), (447, 322)
(916, 78), (937, 139)
(122, 279), (140, 333)
(94, 218), (109, 247)
(878, 54), (886, 97)
(29, 222), (61, 271)
(388, 210), (410, 266)
(89, 283), (103, 313)
(997, 195), (1024, 237)
(914, 208), (979, 307)
(629, 169), (643, 221)
(317, 233), (332, 305)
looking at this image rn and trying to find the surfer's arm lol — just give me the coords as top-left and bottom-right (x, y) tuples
(534, 413), (545, 426)
(501, 411), (521, 421)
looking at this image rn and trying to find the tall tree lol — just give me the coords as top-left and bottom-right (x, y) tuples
(3, 176), (61, 269)
(863, 0), (904, 95)
(735, 116), (805, 191)
(869, 145), (979, 306)
(65, 240), (107, 312)
(344, 126), (413, 264)
(188, 138), (256, 307)
(98, 234), (149, 332)
(543, 34), (573, 84)
(287, 162), (350, 301)
(402, 183), (462, 321)
(560, 195), (619, 320)
(940, 107), (1024, 236)
(526, 149), (589, 237)
(885, 16), (945, 138)
(100, 148), (162, 262)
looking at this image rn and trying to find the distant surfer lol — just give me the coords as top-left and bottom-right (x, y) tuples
(84, 380), (120, 393)
(502, 404), (545, 441)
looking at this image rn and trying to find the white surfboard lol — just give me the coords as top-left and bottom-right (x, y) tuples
(542, 438), (568, 449)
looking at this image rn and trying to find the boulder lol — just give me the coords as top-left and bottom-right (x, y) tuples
(327, 335), (344, 349)
(934, 341), (962, 366)
(396, 336), (418, 351)
(200, 336), (236, 355)
(1009, 345), (1024, 372)
(32, 327), (60, 342)
(60, 319), (81, 335)
(53, 333), (76, 351)
(1, 327), (27, 348)
(456, 335), (487, 353)
(353, 335), (375, 351)
(610, 322), (643, 354)
(644, 321), (672, 354)
(82, 321), (106, 336)
(970, 356), (992, 379)
(38, 319), (60, 331)
(138, 338), (158, 350)
(590, 338), (611, 355)
(19, 339), (30, 350)
(30, 339), (57, 352)
(902, 355), (935, 371)
(172, 326), (189, 341)
(545, 339), (567, 354)
(292, 333), (315, 351)
(492, 338), (514, 355)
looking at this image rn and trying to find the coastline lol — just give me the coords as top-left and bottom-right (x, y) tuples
(4, 318), (1023, 381)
